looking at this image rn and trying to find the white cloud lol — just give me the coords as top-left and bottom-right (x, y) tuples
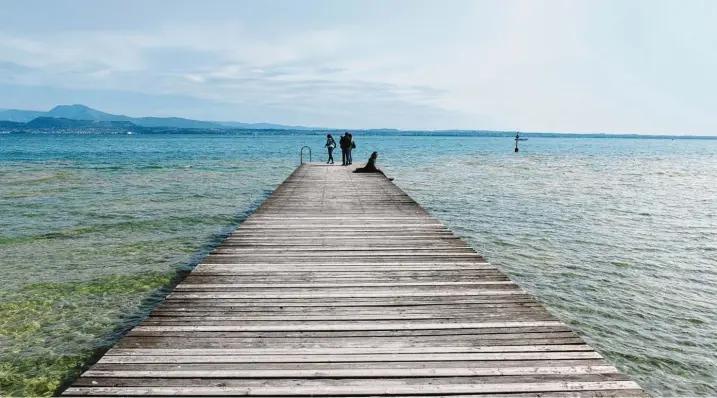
(0, 0), (716, 133)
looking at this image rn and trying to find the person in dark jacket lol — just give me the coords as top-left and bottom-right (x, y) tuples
(354, 151), (384, 175)
(347, 133), (355, 165)
(339, 132), (350, 165)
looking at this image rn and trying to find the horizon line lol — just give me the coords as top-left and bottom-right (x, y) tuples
(0, 103), (713, 137)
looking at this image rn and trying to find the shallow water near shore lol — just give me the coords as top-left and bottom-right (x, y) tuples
(1, 132), (716, 396)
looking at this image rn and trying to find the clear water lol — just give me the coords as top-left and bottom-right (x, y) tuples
(1, 132), (716, 396)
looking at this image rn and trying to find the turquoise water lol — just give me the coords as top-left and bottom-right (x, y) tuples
(1, 132), (716, 396)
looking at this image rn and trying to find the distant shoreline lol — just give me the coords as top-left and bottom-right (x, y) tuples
(1, 105), (713, 138)
(1, 128), (716, 140)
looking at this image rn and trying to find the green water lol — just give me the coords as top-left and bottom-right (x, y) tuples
(0, 273), (171, 395)
(1, 133), (299, 395)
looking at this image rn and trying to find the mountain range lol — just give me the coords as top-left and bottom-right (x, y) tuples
(0, 104), (320, 130)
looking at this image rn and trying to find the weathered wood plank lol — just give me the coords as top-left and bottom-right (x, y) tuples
(151, 304), (543, 313)
(174, 281), (515, 289)
(98, 352), (604, 364)
(63, 391), (649, 398)
(116, 337), (587, 349)
(106, 345), (593, 356)
(72, 374), (632, 388)
(193, 266), (494, 273)
(153, 298), (540, 307)
(88, 359), (613, 372)
(139, 317), (560, 326)
(132, 321), (566, 332)
(146, 311), (551, 320)
(81, 365), (621, 379)
(166, 291), (528, 300)
(124, 325), (577, 338)
(140, 316), (558, 325)
(63, 381), (643, 396)
(152, 303), (542, 313)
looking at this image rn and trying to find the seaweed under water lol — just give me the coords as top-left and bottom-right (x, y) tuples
(0, 273), (172, 396)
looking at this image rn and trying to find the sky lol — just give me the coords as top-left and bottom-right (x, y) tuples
(0, 0), (715, 134)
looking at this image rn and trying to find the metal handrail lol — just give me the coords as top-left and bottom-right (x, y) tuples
(300, 146), (312, 164)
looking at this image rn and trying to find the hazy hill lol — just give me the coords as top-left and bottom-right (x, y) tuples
(0, 109), (46, 123)
(0, 120), (24, 128)
(0, 104), (315, 130)
(45, 104), (131, 122)
(134, 117), (223, 129)
(216, 121), (320, 130)
(25, 117), (137, 129)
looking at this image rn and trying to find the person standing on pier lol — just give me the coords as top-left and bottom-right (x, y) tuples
(324, 134), (336, 164)
(340, 132), (351, 165)
(347, 133), (355, 165)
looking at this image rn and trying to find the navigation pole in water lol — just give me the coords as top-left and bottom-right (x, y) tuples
(514, 132), (520, 152)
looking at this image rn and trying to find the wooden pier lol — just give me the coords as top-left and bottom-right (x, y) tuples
(63, 164), (646, 397)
